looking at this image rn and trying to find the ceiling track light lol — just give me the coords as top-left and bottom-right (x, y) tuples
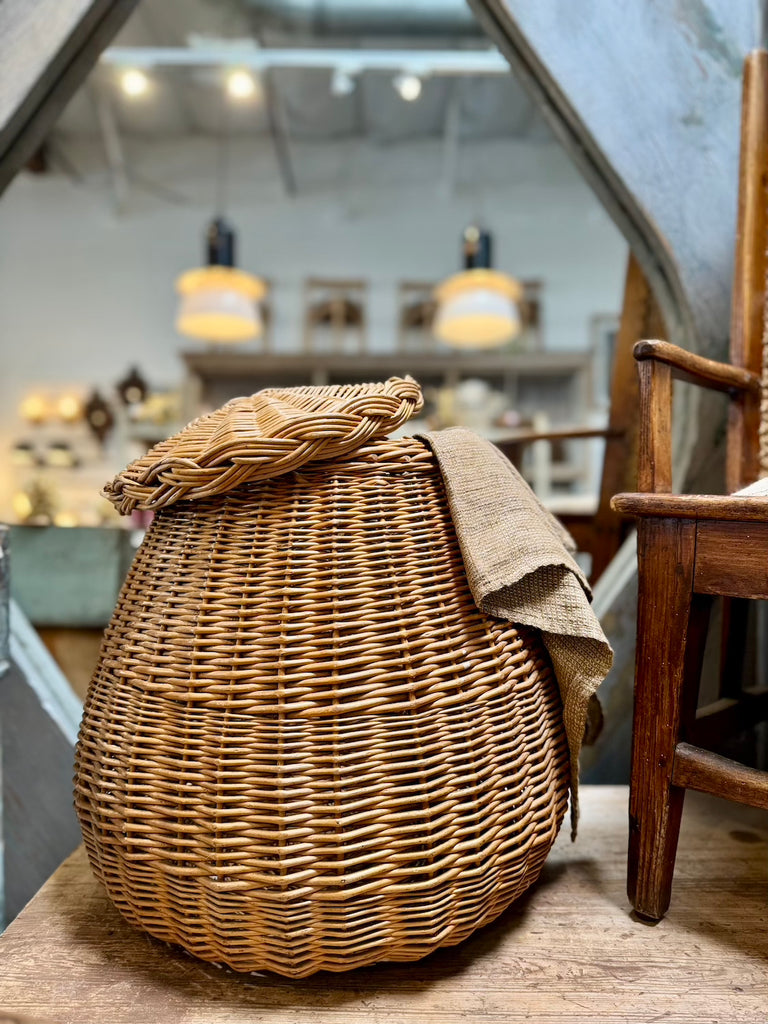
(393, 73), (422, 102)
(330, 68), (356, 97)
(226, 68), (257, 100)
(120, 68), (150, 98)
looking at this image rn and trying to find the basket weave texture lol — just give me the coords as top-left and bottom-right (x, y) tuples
(75, 378), (569, 977)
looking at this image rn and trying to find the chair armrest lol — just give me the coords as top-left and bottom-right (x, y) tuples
(612, 491), (768, 521)
(633, 339), (761, 493)
(634, 340), (760, 395)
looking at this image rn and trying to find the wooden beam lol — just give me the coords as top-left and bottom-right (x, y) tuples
(262, 67), (297, 197)
(0, 0), (138, 197)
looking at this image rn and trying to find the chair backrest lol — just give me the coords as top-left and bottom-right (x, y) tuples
(587, 252), (666, 580)
(728, 50), (768, 491)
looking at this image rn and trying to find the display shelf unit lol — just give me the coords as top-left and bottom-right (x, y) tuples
(182, 349), (597, 494)
(182, 349), (593, 421)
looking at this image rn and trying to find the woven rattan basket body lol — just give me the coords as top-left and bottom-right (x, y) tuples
(75, 378), (569, 977)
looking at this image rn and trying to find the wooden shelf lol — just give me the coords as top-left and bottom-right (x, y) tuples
(182, 348), (593, 382)
(181, 349), (594, 426)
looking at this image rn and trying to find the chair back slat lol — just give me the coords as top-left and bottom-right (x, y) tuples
(729, 51), (768, 489)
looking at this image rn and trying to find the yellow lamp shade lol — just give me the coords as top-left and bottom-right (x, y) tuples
(433, 269), (523, 349)
(175, 266), (267, 343)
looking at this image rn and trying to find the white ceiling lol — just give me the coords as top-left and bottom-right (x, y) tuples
(54, 0), (551, 144)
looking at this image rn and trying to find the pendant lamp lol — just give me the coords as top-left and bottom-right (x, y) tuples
(433, 226), (522, 349)
(176, 218), (266, 343)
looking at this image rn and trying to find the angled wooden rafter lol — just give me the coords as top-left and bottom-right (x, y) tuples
(0, 0), (138, 197)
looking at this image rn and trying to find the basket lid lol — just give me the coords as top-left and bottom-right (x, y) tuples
(104, 376), (424, 514)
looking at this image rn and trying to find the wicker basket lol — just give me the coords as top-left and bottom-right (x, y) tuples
(75, 377), (569, 977)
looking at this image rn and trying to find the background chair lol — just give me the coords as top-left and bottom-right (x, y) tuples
(612, 49), (768, 921)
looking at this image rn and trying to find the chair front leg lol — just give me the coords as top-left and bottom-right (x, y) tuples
(628, 517), (709, 920)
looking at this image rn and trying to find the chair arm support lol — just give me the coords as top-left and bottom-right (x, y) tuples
(634, 340), (760, 395)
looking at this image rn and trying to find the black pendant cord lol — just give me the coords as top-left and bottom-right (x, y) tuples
(215, 98), (232, 221)
(207, 96), (236, 268)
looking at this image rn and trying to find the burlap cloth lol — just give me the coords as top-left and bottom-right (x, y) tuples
(419, 428), (613, 833)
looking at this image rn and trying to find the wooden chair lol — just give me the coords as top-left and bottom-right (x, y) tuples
(498, 252), (665, 583)
(612, 49), (768, 921)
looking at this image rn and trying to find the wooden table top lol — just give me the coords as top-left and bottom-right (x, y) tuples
(0, 786), (766, 1024)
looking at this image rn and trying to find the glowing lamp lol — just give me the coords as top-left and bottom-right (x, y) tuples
(434, 269), (522, 348)
(57, 393), (83, 423)
(12, 491), (33, 522)
(433, 227), (522, 349)
(175, 218), (266, 343)
(176, 266), (265, 342)
(19, 393), (49, 425)
(120, 68), (150, 98)
(53, 511), (79, 528)
(226, 69), (257, 101)
(394, 73), (422, 102)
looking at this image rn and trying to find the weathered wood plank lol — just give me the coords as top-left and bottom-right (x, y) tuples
(466, 0), (755, 358)
(0, 0), (137, 196)
(467, 0), (760, 498)
(0, 787), (765, 1024)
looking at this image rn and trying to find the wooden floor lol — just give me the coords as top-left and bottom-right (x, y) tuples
(0, 786), (765, 1024)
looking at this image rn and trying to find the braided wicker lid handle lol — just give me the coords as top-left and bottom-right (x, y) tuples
(104, 376), (424, 514)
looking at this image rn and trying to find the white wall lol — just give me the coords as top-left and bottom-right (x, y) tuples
(0, 133), (627, 517)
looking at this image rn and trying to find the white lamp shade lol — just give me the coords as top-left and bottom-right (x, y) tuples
(176, 288), (262, 342)
(433, 270), (523, 349)
(175, 266), (266, 343)
(434, 288), (520, 348)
